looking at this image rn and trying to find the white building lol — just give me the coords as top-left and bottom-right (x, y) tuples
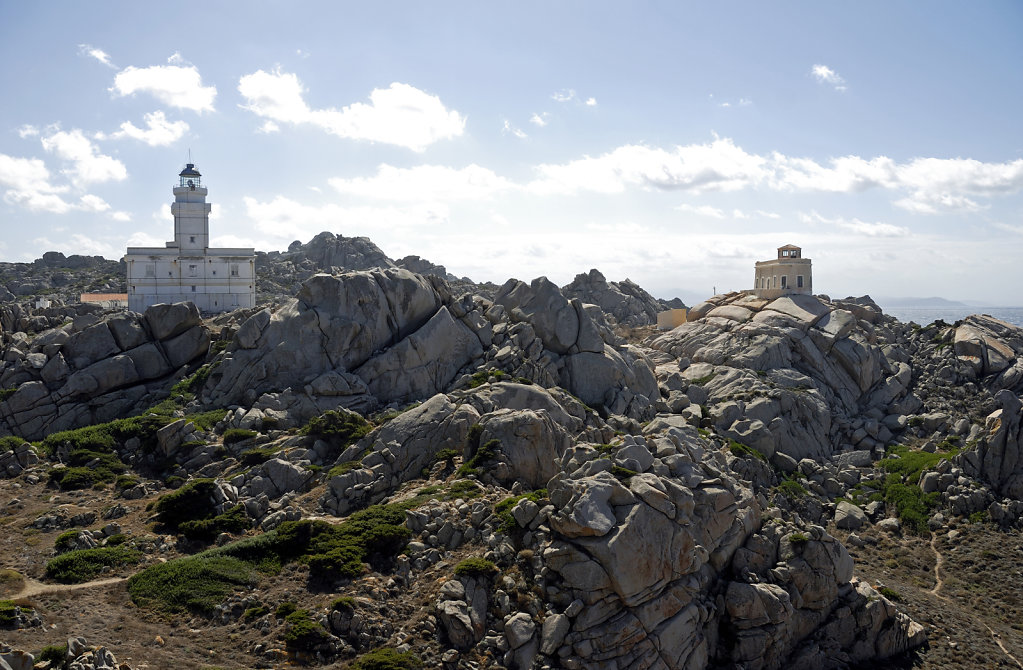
(124, 164), (255, 313)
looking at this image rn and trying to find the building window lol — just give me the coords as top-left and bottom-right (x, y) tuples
(189, 264), (198, 277)
(145, 264), (156, 277)
(797, 275), (804, 288)
(191, 286), (196, 292)
(781, 275), (788, 289)
(230, 264), (239, 277)
(189, 236), (195, 244)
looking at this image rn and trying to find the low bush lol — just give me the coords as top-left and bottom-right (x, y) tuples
(240, 447), (279, 465)
(788, 532), (809, 544)
(45, 545), (141, 583)
(880, 444), (959, 484)
(222, 428), (257, 445)
(0, 599), (16, 626)
(178, 504), (250, 541)
(352, 648), (424, 670)
(127, 556), (257, 614)
(243, 605), (268, 620)
(877, 586), (902, 601)
(54, 529), (80, 553)
(728, 440), (765, 461)
(331, 596), (356, 611)
(0, 435), (26, 451)
(300, 410), (371, 448)
(275, 601), (298, 617)
(284, 609), (330, 650)
(458, 438), (500, 476)
(154, 479), (218, 528)
(454, 557), (498, 577)
(37, 644), (67, 666)
(777, 479), (808, 499)
(493, 489), (548, 533)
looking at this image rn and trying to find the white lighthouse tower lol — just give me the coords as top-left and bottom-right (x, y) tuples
(124, 163), (256, 313)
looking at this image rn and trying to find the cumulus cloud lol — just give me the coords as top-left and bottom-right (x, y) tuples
(525, 136), (1023, 212)
(585, 97), (597, 106)
(18, 125), (39, 138)
(811, 64), (846, 91)
(0, 153), (71, 213)
(110, 56), (216, 113)
(803, 211), (909, 237)
(528, 138), (768, 195)
(40, 129), (128, 186)
(96, 110), (189, 147)
(329, 164), (514, 201)
(676, 203), (727, 219)
(552, 89), (576, 102)
(237, 70), (465, 151)
(529, 113), (549, 127)
(79, 44), (114, 67)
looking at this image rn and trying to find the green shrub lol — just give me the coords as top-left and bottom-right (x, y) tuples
(105, 533), (128, 546)
(0, 388), (16, 402)
(352, 648), (424, 670)
(877, 586), (902, 602)
(458, 438), (500, 476)
(154, 479), (218, 528)
(433, 448), (458, 464)
(164, 475), (185, 489)
(690, 373), (715, 385)
(327, 460), (365, 479)
(331, 596), (356, 611)
(788, 532), (809, 544)
(240, 447), (279, 465)
(728, 440), (765, 461)
(275, 601), (298, 617)
(611, 465), (637, 481)
(128, 555), (258, 614)
(300, 410), (371, 448)
(0, 436), (26, 451)
(493, 489), (548, 533)
(880, 444), (959, 484)
(284, 609), (329, 649)
(37, 644), (67, 666)
(178, 504), (250, 541)
(54, 529), (80, 553)
(222, 428), (257, 445)
(45, 545), (141, 583)
(969, 510), (987, 524)
(454, 557), (497, 577)
(777, 479), (808, 499)
(243, 605), (268, 619)
(0, 599), (16, 626)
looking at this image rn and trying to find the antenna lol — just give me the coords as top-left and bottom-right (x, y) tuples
(188, 148), (192, 164)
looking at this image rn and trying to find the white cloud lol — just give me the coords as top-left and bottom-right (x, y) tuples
(526, 136), (1023, 212)
(111, 211), (131, 222)
(502, 120), (527, 139)
(0, 153), (71, 213)
(18, 125), (38, 138)
(258, 120), (280, 134)
(993, 222), (1023, 236)
(237, 70), (465, 151)
(676, 203), (727, 218)
(79, 44), (114, 67)
(330, 164), (514, 201)
(96, 110), (189, 147)
(530, 113), (549, 127)
(126, 231), (165, 247)
(40, 129), (128, 186)
(811, 64), (847, 91)
(167, 52), (186, 65)
(111, 58), (216, 113)
(585, 97), (597, 107)
(803, 211), (909, 237)
(528, 138), (768, 195)
(78, 194), (110, 212)
(552, 89), (576, 102)
(242, 195), (450, 243)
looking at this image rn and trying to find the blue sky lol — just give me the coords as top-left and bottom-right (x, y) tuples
(1, 2), (1022, 305)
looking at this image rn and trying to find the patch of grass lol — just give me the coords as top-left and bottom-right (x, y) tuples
(351, 648), (424, 670)
(454, 557), (498, 577)
(154, 479), (249, 541)
(611, 465), (638, 482)
(494, 489), (549, 533)
(327, 460), (365, 479)
(44, 545), (141, 583)
(433, 448), (458, 464)
(222, 428), (257, 445)
(690, 373), (715, 385)
(0, 569), (23, 596)
(877, 586), (902, 602)
(728, 440), (765, 461)
(880, 444), (959, 484)
(788, 532), (809, 544)
(468, 369), (507, 389)
(37, 644), (67, 666)
(178, 504), (250, 541)
(0, 388), (16, 402)
(275, 601), (298, 617)
(880, 474), (938, 534)
(243, 605), (268, 619)
(54, 529), (81, 553)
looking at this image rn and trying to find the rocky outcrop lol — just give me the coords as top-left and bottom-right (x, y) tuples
(562, 268), (670, 327)
(958, 390), (1023, 499)
(953, 314), (1023, 391)
(650, 292), (900, 461)
(0, 302), (210, 440)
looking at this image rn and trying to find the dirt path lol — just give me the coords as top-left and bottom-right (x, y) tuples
(928, 533), (1022, 669)
(12, 576), (127, 599)
(929, 534), (944, 595)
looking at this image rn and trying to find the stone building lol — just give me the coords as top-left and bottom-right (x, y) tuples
(124, 164), (255, 313)
(753, 244), (812, 299)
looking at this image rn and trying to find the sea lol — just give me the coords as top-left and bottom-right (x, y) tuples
(882, 306), (1023, 328)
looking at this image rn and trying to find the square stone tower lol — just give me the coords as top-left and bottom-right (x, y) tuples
(753, 244), (812, 299)
(124, 164), (255, 313)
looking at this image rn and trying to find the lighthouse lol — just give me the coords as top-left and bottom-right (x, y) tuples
(124, 163), (256, 313)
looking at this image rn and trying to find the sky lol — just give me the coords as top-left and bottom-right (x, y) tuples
(1, 2), (1022, 307)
